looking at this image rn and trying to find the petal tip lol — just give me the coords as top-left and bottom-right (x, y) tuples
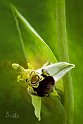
(69, 63), (75, 68)
(64, 62), (75, 68)
(12, 63), (19, 70)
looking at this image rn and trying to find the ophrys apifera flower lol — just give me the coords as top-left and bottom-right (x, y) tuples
(12, 62), (75, 121)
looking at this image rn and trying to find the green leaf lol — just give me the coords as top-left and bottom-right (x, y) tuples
(31, 95), (41, 121)
(10, 4), (57, 69)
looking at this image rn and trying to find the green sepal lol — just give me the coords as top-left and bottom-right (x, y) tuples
(30, 95), (41, 121)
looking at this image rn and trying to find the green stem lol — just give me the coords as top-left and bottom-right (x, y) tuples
(56, 1), (74, 124)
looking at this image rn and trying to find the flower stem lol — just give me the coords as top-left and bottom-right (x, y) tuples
(56, 1), (74, 124)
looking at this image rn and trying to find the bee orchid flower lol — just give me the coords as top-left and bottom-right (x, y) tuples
(12, 62), (75, 121)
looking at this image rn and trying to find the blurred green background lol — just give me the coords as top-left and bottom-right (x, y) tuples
(0, 0), (83, 124)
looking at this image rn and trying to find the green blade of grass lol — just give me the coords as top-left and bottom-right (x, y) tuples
(56, 0), (74, 124)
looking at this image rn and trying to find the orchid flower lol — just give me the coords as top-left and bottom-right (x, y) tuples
(12, 62), (75, 121)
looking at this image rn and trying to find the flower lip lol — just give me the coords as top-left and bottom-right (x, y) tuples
(33, 76), (55, 97)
